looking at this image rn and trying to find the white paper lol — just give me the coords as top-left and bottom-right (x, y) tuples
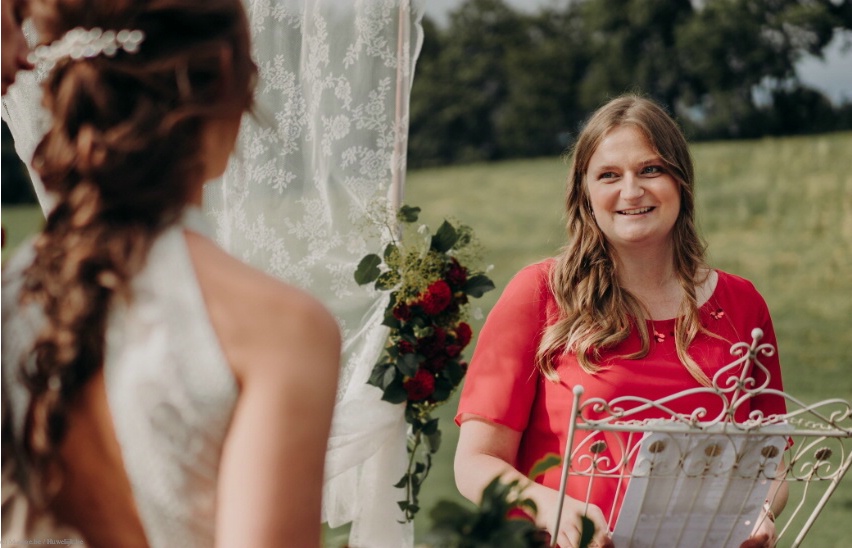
(612, 424), (789, 548)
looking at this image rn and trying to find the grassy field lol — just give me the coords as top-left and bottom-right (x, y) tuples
(3, 131), (851, 546)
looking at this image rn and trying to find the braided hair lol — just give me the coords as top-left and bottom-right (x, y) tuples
(14, 0), (256, 501)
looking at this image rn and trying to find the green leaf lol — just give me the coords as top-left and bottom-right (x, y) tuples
(428, 500), (475, 530)
(431, 376), (453, 402)
(426, 429), (442, 452)
(579, 515), (596, 548)
(463, 274), (496, 298)
(396, 353), (420, 377)
(430, 220), (459, 252)
(383, 242), (397, 261)
(422, 417), (440, 435)
(382, 364), (397, 389)
(528, 453), (562, 481)
(393, 474), (410, 488)
(382, 378), (408, 404)
(444, 360), (466, 384)
(375, 270), (398, 290)
(367, 362), (390, 388)
(354, 254), (382, 285)
(398, 204), (421, 223)
(381, 311), (401, 329)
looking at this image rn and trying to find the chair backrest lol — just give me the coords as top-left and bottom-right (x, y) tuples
(552, 328), (852, 548)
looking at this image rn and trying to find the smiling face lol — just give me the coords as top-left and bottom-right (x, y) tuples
(584, 124), (681, 253)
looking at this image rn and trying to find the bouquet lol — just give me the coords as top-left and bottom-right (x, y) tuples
(355, 204), (495, 521)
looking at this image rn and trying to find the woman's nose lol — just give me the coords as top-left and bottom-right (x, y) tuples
(621, 173), (644, 199)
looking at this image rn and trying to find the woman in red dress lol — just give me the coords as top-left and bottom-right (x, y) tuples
(454, 95), (787, 548)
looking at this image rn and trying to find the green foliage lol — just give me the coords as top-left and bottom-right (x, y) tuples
(528, 453), (562, 482)
(408, 0), (852, 165)
(421, 477), (549, 548)
(358, 204), (494, 521)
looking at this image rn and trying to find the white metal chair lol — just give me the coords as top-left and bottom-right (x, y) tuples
(552, 328), (852, 548)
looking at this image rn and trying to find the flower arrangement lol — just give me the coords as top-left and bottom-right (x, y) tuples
(355, 204), (495, 521)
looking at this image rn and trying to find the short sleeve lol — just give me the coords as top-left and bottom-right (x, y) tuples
(455, 261), (552, 432)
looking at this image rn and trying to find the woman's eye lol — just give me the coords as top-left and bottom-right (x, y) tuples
(599, 171), (617, 180)
(642, 165), (663, 175)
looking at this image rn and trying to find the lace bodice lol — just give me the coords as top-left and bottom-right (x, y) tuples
(1, 208), (237, 547)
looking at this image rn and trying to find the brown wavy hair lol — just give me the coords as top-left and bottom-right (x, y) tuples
(536, 94), (712, 386)
(15, 0), (257, 501)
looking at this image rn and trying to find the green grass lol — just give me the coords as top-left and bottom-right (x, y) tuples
(4, 132), (852, 547)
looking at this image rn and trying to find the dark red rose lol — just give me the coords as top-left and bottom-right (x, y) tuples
(398, 340), (415, 354)
(455, 322), (473, 348)
(418, 327), (447, 358)
(419, 280), (452, 315)
(446, 258), (468, 288)
(404, 369), (435, 401)
(445, 344), (462, 358)
(393, 302), (412, 321)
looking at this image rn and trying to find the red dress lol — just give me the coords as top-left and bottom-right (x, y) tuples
(455, 260), (786, 525)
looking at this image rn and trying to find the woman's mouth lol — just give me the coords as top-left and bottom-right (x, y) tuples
(617, 207), (654, 215)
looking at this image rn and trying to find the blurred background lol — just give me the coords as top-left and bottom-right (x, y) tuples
(3, 1), (851, 546)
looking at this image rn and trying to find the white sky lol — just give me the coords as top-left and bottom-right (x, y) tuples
(421, 0), (852, 105)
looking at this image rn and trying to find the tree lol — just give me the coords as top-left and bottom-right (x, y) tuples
(408, 0), (529, 166)
(675, 0), (852, 137)
(576, 0), (696, 114)
(497, 7), (591, 156)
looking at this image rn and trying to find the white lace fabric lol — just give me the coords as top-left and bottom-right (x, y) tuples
(2, 2), (425, 546)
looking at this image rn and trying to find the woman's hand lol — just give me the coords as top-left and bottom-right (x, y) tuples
(740, 509), (777, 548)
(539, 493), (614, 548)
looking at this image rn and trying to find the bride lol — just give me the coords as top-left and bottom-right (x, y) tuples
(1, 0), (340, 546)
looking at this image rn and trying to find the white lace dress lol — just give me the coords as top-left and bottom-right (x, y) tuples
(1, 208), (237, 547)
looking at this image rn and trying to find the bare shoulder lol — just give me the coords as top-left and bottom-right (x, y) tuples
(184, 231), (341, 385)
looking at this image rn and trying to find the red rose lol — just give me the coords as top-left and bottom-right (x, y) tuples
(398, 340), (415, 354)
(419, 280), (452, 315)
(404, 369), (435, 401)
(455, 322), (473, 348)
(445, 344), (462, 358)
(446, 258), (468, 288)
(393, 302), (412, 321)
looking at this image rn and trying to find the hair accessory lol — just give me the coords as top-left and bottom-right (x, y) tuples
(28, 27), (145, 69)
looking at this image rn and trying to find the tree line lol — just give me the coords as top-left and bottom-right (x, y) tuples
(407, 0), (852, 167)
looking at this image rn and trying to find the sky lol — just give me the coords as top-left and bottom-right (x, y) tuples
(421, 0), (852, 105)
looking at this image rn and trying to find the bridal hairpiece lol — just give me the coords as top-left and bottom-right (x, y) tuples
(28, 27), (145, 69)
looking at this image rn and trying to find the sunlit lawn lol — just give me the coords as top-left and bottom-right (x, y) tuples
(4, 131), (851, 547)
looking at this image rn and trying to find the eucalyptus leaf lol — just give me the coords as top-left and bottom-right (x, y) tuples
(354, 254), (382, 285)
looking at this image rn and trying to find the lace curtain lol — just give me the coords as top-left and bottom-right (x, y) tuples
(3, 1), (425, 546)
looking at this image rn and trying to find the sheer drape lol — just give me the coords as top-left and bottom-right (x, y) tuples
(210, 2), (424, 546)
(2, 1), (425, 547)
